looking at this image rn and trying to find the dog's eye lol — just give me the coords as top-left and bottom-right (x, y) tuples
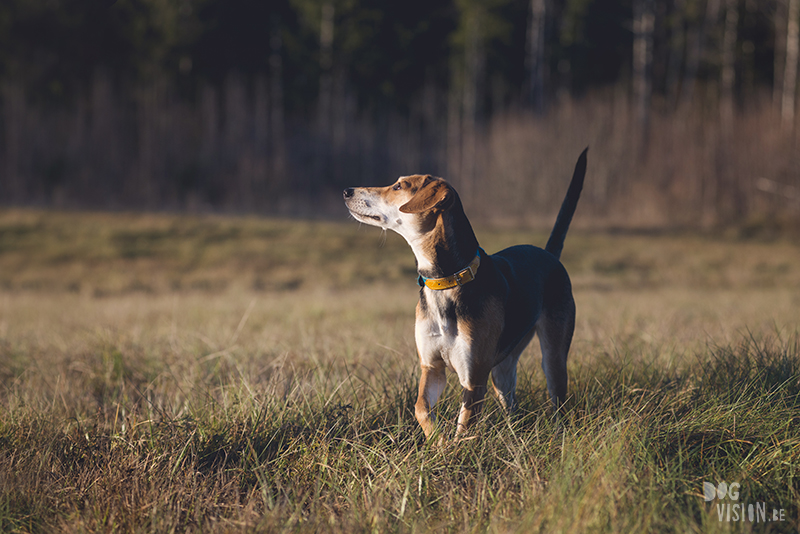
(393, 183), (402, 190)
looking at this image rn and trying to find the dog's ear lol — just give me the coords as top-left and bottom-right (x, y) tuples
(399, 179), (453, 213)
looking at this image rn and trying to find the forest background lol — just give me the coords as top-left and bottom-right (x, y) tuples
(2, 0), (800, 227)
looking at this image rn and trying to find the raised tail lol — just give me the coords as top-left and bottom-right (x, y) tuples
(544, 147), (587, 260)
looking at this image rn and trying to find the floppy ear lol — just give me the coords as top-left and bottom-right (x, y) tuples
(399, 180), (453, 213)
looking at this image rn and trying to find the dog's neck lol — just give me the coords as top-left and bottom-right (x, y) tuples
(406, 198), (480, 280)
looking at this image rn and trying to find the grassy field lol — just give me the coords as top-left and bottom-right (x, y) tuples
(0, 209), (799, 533)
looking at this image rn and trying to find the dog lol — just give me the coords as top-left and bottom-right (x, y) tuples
(343, 149), (587, 438)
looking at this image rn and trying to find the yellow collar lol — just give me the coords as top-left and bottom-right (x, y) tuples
(417, 249), (482, 290)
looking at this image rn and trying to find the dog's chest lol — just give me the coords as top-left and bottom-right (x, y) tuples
(415, 292), (469, 372)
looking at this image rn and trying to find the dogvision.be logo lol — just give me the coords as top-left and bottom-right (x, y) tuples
(703, 481), (786, 523)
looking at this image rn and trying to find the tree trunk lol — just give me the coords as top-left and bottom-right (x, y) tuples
(719, 0), (737, 132)
(526, 0), (546, 113)
(682, 0), (720, 110)
(782, 0), (799, 131)
(270, 17), (286, 194)
(2, 83), (24, 203)
(666, 0), (685, 109)
(719, 0), (742, 218)
(461, 9), (484, 210)
(446, 73), (462, 185)
(632, 0), (654, 153)
(773, 0), (787, 111)
(316, 1), (334, 188)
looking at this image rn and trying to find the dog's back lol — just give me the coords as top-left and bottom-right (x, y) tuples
(487, 246), (563, 355)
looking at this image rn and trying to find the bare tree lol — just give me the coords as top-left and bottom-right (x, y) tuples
(2, 82), (25, 202)
(270, 17), (286, 192)
(526, 0), (546, 114)
(460, 7), (484, 210)
(666, 0), (686, 109)
(318, 2), (334, 126)
(719, 0), (745, 219)
(316, 1), (335, 185)
(719, 0), (737, 132)
(446, 69), (462, 186)
(782, 0), (799, 131)
(633, 0), (655, 152)
(682, 0), (720, 110)
(774, 0), (787, 111)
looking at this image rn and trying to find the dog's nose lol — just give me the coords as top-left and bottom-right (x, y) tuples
(343, 188), (354, 199)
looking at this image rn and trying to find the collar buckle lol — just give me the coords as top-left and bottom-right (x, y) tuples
(454, 265), (475, 286)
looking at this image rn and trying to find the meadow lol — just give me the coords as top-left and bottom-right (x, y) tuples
(0, 209), (798, 533)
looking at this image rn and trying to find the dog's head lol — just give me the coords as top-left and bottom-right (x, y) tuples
(343, 175), (455, 238)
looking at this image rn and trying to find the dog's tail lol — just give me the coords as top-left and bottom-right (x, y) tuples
(544, 147), (587, 260)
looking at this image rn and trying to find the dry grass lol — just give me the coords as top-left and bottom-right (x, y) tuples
(0, 209), (799, 532)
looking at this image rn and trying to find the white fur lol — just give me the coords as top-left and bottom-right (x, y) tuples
(345, 187), (435, 272)
(415, 291), (474, 390)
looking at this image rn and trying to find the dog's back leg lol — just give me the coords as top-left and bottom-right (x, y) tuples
(490, 329), (537, 412)
(537, 301), (574, 412)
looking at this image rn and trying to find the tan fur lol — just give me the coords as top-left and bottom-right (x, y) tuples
(400, 179), (451, 214)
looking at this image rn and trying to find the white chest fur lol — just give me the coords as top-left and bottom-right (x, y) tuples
(414, 290), (474, 389)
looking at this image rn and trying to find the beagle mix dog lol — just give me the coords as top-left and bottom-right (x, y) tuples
(343, 149), (587, 439)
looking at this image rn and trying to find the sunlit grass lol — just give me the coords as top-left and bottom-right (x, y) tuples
(0, 209), (798, 532)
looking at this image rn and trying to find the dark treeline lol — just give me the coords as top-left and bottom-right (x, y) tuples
(1, 0), (799, 225)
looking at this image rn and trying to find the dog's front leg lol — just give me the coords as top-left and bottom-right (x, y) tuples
(456, 384), (488, 436)
(415, 363), (446, 439)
